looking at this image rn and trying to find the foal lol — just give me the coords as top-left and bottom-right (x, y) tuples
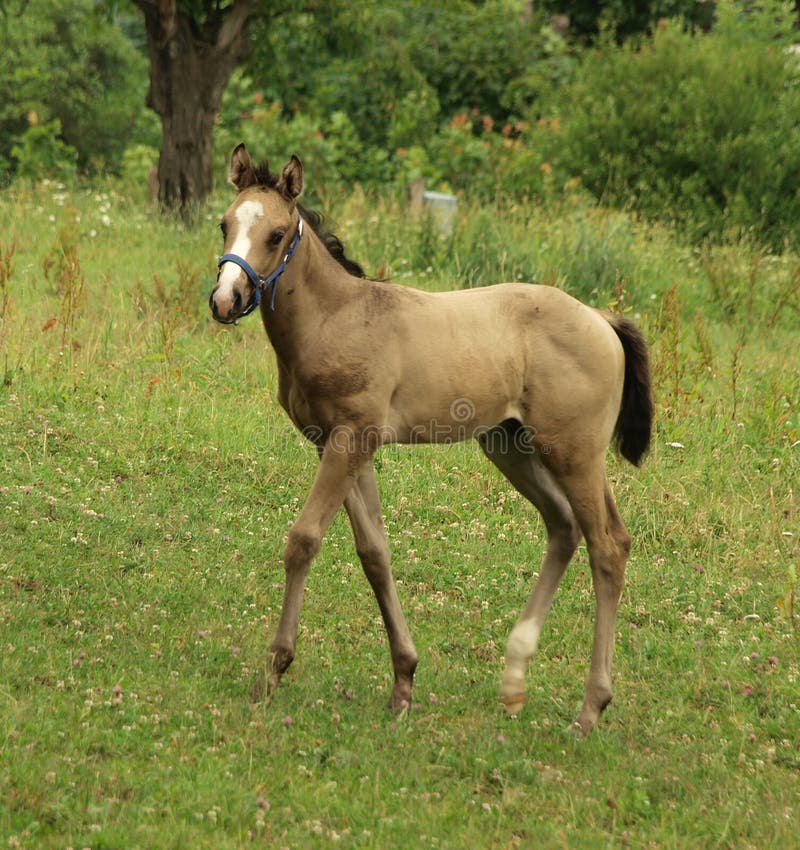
(209, 144), (653, 734)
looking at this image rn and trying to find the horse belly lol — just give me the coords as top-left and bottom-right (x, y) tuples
(388, 345), (525, 445)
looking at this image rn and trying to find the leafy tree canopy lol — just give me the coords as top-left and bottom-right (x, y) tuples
(0, 0), (155, 180)
(537, 0), (717, 41)
(246, 0), (549, 150)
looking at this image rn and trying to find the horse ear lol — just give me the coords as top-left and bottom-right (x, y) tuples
(229, 143), (257, 191)
(277, 155), (303, 200)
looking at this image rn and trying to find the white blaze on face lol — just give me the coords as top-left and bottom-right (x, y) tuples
(216, 199), (265, 302)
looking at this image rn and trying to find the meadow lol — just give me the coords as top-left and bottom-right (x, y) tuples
(0, 177), (798, 849)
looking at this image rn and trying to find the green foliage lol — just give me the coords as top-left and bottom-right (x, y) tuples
(10, 119), (78, 182)
(120, 143), (159, 189)
(0, 0), (153, 180)
(397, 1), (546, 120)
(214, 76), (393, 200)
(387, 84), (442, 151)
(529, 1), (800, 247)
(213, 0), (800, 251)
(537, 0), (717, 41)
(6, 0), (800, 255)
(308, 19), (428, 151)
(249, 0), (550, 150)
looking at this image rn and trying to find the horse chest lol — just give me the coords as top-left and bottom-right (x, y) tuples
(279, 368), (373, 438)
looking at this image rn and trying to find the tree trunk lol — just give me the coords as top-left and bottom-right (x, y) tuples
(132, 0), (259, 213)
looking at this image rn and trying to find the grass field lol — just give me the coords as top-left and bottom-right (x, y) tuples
(1, 179), (798, 849)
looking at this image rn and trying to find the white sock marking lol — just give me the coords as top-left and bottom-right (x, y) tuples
(502, 617), (542, 696)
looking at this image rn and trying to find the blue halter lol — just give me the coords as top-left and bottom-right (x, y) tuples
(216, 217), (305, 322)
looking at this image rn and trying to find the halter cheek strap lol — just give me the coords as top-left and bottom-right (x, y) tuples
(216, 216), (305, 321)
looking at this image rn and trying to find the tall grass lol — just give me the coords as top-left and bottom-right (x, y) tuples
(0, 179), (798, 849)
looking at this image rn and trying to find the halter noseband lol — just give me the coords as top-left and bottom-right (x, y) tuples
(215, 216), (305, 323)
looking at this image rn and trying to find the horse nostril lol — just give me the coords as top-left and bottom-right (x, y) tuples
(232, 290), (242, 312)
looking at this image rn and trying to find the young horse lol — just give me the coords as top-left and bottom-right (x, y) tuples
(209, 144), (653, 735)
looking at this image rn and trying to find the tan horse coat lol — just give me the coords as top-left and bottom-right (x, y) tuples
(209, 146), (653, 734)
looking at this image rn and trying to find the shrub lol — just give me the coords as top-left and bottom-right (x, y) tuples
(0, 0), (151, 178)
(11, 119), (78, 182)
(214, 79), (393, 201)
(529, 1), (800, 247)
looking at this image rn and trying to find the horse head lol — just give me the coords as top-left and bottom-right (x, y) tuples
(209, 144), (304, 324)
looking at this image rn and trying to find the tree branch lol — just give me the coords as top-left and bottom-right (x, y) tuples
(217, 0), (261, 53)
(130, 0), (177, 46)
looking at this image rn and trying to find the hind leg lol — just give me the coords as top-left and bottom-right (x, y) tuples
(480, 427), (582, 716)
(557, 463), (631, 735)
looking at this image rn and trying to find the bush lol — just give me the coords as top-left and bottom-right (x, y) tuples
(212, 0), (800, 253)
(0, 0), (152, 179)
(528, 2), (800, 247)
(214, 76), (393, 201)
(11, 119), (78, 182)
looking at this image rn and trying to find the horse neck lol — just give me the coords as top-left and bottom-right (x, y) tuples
(260, 224), (359, 363)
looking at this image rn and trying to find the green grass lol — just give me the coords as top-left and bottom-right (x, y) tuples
(1, 180), (798, 849)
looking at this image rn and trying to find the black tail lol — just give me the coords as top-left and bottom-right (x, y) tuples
(606, 314), (654, 466)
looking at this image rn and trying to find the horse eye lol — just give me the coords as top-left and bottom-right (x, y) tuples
(269, 230), (285, 247)
(219, 220), (227, 238)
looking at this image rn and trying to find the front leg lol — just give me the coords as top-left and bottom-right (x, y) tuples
(252, 437), (368, 702)
(343, 461), (418, 711)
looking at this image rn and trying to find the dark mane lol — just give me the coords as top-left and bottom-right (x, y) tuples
(298, 204), (366, 279)
(254, 160), (366, 279)
(252, 162), (279, 189)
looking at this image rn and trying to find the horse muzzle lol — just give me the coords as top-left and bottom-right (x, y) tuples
(209, 284), (254, 325)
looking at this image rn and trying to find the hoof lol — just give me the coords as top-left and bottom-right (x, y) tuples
(570, 715), (596, 737)
(249, 674), (267, 704)
(267, 671), (283, 697)
(388, 694), (411, 715)
(249, 669), (283, 705)
(501, 693), (525, 717)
